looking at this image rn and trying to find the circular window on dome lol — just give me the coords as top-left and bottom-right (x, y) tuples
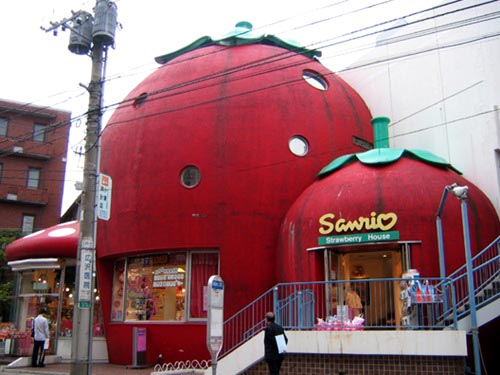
(289, 135), (309, 157)
(181, 165), (201, 188)
(133, 92), (148, 108)
(302, 69), (328, 91)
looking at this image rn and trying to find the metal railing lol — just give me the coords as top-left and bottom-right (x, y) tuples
(441, 236), (500, 319)
(221, 277), (456, 358)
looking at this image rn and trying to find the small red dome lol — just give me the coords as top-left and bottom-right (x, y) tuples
(6, 221), (79, 261)
(279, 156), (500, 281)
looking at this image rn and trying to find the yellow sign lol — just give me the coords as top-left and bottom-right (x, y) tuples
(319, 212), (398, 235)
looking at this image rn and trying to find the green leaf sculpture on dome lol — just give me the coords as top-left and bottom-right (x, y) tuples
(318, 117), (462, 178)
(155, 21), (321, 64)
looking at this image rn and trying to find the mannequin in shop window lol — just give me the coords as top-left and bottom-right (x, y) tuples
(346, 287), (363, 316)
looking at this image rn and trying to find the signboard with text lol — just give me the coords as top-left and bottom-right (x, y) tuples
(97, 173), (112, 220)
(317, 211), (399, 246)
(78, 249), (94, 309)
(318, 230), (400, 245)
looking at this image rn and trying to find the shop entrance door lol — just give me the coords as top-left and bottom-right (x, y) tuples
(326, 249), (403, 327)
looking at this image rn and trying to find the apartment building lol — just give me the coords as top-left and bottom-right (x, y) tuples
(0, 98), (71, 234)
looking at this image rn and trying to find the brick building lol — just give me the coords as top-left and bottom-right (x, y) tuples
(0, 98), (71, 234)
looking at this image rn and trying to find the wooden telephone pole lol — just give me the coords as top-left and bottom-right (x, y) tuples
(42, 2), (117, 374)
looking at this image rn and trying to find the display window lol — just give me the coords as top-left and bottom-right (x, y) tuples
(18, 268), (61, 343)
(58, 265), (104, 337)
(111, 251), (219, 322)
(14, 262), (105, 348)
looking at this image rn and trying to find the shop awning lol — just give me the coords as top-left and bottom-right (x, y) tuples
(7, 258), (61, 271)
(6, 221), (79, 262)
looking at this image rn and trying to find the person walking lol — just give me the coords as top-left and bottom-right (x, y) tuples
(264, 312), (288, 375)
(31, 307), (50, 368)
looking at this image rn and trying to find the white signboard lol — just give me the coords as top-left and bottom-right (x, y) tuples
(78, 249), (94, 309)
(207, 275), (224, 362)
(97, 173), (112, 220)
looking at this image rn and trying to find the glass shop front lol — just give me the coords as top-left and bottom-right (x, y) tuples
(7, 259), (104, 357)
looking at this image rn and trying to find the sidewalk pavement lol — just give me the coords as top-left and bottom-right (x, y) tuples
(0, 363), (155, 375)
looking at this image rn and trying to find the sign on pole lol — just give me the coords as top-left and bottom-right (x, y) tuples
(207, 275), (224, 374)
(97, 173), (112, 220)
(78, 246), (94, 309)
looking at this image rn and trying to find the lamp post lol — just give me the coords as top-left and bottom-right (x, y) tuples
(436, 184), (481, 375)
(436, 184), (456, 279)
(454, 186), (481, 375)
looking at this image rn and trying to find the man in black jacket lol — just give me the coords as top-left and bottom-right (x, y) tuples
(264, 312), (288, 375)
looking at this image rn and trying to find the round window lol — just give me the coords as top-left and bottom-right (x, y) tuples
(180, 166), (201, 188)
(302, 69), (328, 91)
(289, 136), (309, 157)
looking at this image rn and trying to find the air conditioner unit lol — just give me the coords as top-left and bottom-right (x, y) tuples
(12, 146), (23, 153)
(6, 194), (18, 200)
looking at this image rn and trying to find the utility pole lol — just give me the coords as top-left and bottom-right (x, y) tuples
(42, 2), (117, 374)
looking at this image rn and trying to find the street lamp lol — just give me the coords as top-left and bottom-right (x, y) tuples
(436, 184), (481, 375)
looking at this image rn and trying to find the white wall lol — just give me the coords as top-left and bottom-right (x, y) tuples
(209, 330), (467, 375)
(337, 0), (500, 216)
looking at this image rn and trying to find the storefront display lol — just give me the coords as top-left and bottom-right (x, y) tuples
(110, 252), (218, 322)
(7, 260), (104, 356)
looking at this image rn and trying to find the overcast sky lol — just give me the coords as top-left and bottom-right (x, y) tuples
(0, 0), (439, 213)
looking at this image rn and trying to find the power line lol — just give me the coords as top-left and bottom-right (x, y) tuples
(0, 0), (466, 128)
(103, 29), (499, 132)
(0, 0), (416, 122)
(5, 1), (491, 153)
(2, 104), (494, 197)
(0, 0), (495, 159)
(2, 1), (497, 191)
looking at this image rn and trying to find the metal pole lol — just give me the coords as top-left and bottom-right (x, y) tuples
(436, 216), (446, 279)
(273, 287), (279, 325)
(71, 41), (105, 375)
(436, 185), (456, 314)
(459, 199), (481, 375)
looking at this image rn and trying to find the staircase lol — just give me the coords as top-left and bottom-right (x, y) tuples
(444, 236), (500, 329)
(196, 236), (500, 375)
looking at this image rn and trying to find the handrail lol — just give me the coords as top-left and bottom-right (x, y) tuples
(220, 277), (455, 359)
(443, 236), (500, 318)
(448, 235), (500, 280)
(219, 238), (500, 360)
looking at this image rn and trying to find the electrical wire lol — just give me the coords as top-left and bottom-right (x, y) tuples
(0, 0), (418, 121)
(100, 0), (493, 127)
(1, 0), (496, 155)
(0, 1), (496, 170)
(1, 0), (498, 194)
(0, 0), (469, 130)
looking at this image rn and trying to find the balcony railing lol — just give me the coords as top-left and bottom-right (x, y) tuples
(0, 139), (53, 159)
(221, 277), (456, 359)
(0, 184), (48, 205)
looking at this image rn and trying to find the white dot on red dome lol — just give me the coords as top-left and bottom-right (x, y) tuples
(48, 228), (76, 238)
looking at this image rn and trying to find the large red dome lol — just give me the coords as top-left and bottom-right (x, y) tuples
(97, 33), (374, 364)
(99, 43), (373, 273)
